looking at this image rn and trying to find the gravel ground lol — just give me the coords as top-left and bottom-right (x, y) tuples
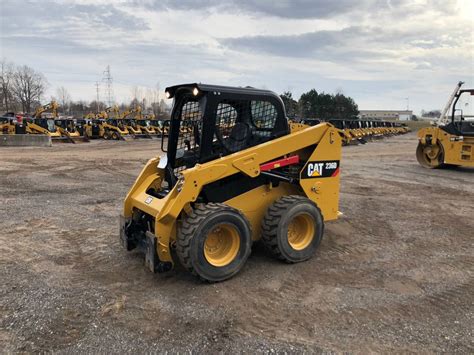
(0, 133), (473, 353)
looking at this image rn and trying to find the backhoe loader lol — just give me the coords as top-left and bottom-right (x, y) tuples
(120, 84), (341, 282)
(417, 81), (474, 168)
(26, 101), (65, 141)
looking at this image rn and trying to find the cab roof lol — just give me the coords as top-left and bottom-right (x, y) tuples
(164, 83), (281, 100)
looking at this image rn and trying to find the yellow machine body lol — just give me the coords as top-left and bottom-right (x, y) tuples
(417, 82), (474, 168)
(123, 122), (341, 265)
(417, 126), (474, 167)
(26, 119), (62, 137)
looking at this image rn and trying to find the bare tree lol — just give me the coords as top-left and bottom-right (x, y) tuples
(131, 86), (143, 102)
(0, 59), (15, 112)
(56, 86), (71, 114)
(150, 82), (161, 116)
(11, 65), (48, 113)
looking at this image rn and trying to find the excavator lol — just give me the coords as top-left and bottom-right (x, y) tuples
(417, 81), (474, 168)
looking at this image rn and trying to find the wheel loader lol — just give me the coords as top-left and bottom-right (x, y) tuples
(417, 81), (474, 168)
(120, 84), (342, 282)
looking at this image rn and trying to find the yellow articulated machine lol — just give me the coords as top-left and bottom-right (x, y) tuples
(417, 81), (474, 168)
(120, 84), (342, 282)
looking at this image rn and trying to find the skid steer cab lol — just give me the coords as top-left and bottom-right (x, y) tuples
(120, 84), (342, 282)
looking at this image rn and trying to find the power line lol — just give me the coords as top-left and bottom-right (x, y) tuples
(102, 65), (114, 107)
(95, 81), (100, 113)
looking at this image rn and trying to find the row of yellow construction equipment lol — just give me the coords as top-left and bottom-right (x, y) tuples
(1, 100), (409, 145)
(0, 102), (172, 143)
(293, 117), (410, 145)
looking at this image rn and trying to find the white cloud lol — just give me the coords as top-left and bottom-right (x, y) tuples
(0, 0), (472, 113)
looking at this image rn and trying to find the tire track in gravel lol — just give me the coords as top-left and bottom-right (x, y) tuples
(234, 273), (318, 345)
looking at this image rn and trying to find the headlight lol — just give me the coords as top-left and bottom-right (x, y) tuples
(165, 91), (171, 99)
(157, 154), (168, 169)
(193, 87), (199, 96)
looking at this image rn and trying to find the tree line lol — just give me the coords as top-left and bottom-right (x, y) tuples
(280, 89), (359, 120)
(0, 59), (169, 118)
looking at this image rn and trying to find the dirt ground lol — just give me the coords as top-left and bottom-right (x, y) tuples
(1, 132), (473, 353)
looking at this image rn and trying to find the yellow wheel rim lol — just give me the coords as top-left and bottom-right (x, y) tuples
(204, 224), (240, 267)
(424, 145), (440, 160)
(417, 143), (442, 168)
(287, 213), (315, 250)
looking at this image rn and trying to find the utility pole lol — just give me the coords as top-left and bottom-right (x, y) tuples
(95, 81), (100, 113)
(102, 65), (114, 107)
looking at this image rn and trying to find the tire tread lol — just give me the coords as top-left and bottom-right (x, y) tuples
(261, 195), (322, 263)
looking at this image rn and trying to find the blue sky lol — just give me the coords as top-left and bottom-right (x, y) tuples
(1, 0), (473, 114)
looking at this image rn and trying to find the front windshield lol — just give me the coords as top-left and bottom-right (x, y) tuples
(454, 91), (474, 121)
(144, 120), (150, 126)
(47, 119), (56, 132)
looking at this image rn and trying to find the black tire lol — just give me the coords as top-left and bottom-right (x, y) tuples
(261, 195), (324, 263)
(111, 131), (120, 140)
(176, 203), (252, 282)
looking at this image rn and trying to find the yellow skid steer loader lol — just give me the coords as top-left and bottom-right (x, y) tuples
(120, 84), (342, 282)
